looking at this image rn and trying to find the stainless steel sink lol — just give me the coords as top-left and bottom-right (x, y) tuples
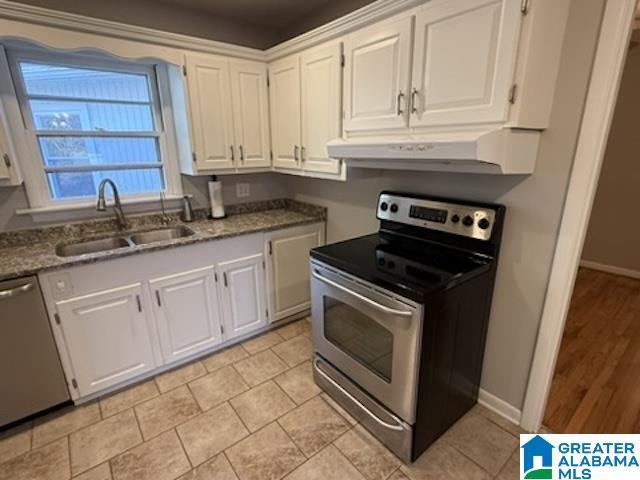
(56, 237), (132, 257)
(130, 226), (195, 245)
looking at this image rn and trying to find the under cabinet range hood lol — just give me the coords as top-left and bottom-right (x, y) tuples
(326, 128), (541, 175)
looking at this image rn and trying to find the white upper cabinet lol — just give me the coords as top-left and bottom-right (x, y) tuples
(269, 55), (302, 170)
(343, 15), (414, 132)
(218, 253), (268, 340)
(410, 0), (522, 128)
(185, 54), (235, 170)
(269, 40), (345, 179)
(55, 283), (156, 397)
(300, 42), (342, 175)
(150, 267), (222, 364)
(182, 53), (271, 173)
(229, 60), (271, 168)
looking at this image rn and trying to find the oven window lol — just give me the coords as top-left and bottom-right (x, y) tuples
(323, 297), (393, 382)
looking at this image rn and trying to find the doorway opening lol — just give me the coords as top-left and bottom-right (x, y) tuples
(542, 27), (640, 434)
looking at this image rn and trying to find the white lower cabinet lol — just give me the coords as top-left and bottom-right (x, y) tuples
(150, 266), (223, 364)
(55, 283), (156, 397)
(42, 227), (321, 401)
(218, 253), (268, 340)
(266, 223), (324, 322)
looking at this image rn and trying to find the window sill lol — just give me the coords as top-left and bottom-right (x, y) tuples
(16, 194), (187, 223)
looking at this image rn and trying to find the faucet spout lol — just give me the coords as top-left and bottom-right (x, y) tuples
(97, 178), (127, 230)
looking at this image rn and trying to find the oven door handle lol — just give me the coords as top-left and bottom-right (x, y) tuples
(312, 270), (413, 318)
(313, 358), (405, 432)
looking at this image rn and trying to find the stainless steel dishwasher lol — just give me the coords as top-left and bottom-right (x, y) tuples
(0, 276), (70, 427)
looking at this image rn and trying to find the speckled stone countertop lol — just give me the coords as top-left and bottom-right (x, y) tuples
(0, 199), (326, 282)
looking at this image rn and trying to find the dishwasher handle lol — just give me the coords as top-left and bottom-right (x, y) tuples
(312, 269), (413, 318)
(0, 282), (35, 300)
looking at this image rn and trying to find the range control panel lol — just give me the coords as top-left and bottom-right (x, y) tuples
(377, 193), (496, 241)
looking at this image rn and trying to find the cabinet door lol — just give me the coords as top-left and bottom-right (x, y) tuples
(230, 60), (271, 169)
(150, 267), (222, 364)
(410, 0), (522, 127)
(219, 254), (267, 340)
(55, 284), (155, 397)
(185, 54), (235, 170)
(343, 15), (413, 132)
(300, 42), (342, 175)
(269, 55), (302, 170)
(266, 224), (324, 322)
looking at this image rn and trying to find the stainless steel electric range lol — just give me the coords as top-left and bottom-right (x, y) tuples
(309, 191), (505, 462)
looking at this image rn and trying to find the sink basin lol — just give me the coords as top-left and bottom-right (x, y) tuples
(130, 226), (195, 245)
(56, 237), (132, 257)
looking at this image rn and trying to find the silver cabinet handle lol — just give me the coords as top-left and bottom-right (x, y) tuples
(301, 146), (306, 162)
(410, 88), (419, 114)
(239, 145), (244, 162)
(0, 282), (34, 299)
(312, 270), (413, 317)
(155, 290), (162, 307)
(293, 145), (299, 162)
(396, 91), (405, 116)
(313, 358), (405, 432)
(230, 146), (235, 161)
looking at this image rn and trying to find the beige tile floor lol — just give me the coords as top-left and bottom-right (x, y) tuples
(0, 318), (523, 480)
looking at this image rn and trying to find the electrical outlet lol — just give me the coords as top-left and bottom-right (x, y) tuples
(236, 183), (250, 198)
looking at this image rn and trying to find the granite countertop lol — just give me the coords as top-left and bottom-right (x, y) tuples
(0, 199), (325, 282)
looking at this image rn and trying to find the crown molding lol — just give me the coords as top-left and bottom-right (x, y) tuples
(0, 0), (265, 61)
(0, 0), (425, 63)
(265, 0), (427, 61)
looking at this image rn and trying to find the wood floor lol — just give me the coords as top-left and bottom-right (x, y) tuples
(544, 267), (640, 433)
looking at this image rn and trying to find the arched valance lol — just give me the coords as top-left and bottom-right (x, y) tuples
(0, 18), (184, 66)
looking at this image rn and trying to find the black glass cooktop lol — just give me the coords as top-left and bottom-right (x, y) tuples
(310, 232), (493, 302)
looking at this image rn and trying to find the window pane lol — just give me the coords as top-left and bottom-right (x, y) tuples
(20, 62), (151, 102)
(47, 168), (165, 199)
(30, 100), (155, 132)
(38, 137), (160, 168)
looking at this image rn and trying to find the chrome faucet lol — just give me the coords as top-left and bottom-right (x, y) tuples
(96, 178), (127, 230)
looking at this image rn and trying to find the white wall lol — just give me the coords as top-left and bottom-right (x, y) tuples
(285, 0), (606, 410)
(581, 41), (640, 273)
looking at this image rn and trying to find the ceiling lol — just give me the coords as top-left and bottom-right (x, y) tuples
(157, 0), (374, 33)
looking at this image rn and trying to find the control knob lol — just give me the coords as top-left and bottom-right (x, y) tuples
(380, 202), (388, 212)
(462, 215), (474, 227)
(451, 215), (460, 224)
(478, 218), (491, 230)
(390, 204), (399, 213)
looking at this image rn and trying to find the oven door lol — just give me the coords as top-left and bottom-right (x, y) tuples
(310, 260), (423, 424)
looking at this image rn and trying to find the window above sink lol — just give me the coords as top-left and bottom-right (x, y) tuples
(2, 44), (183, 214)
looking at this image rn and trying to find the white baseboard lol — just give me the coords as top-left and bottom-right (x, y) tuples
(580, 260), (640, 279)
(478, 388), (522, 427)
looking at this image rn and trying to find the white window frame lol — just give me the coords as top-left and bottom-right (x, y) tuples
(4, 45), (182, 210)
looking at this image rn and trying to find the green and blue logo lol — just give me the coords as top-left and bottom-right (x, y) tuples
(520, 434), (640, 480)
(521, 435), (554, 479)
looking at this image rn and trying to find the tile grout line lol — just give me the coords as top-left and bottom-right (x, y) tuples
(222, 451), (242, 480)
(173, 426), (194, 471)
